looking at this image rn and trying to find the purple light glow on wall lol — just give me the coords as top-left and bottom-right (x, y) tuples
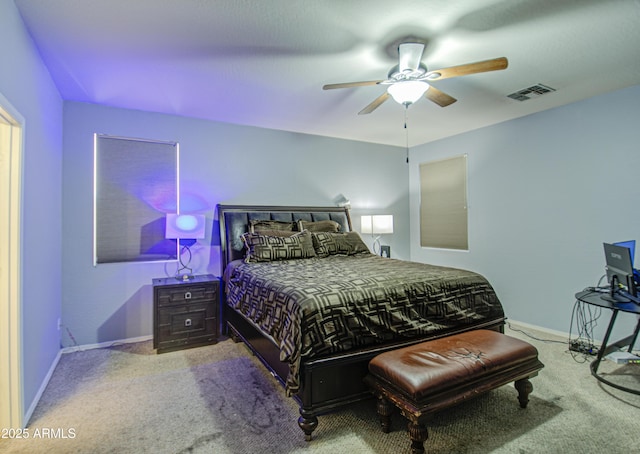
(141, 188), (209, 214)
(142, 183), (178, 213)
(178, 192), (210, 213)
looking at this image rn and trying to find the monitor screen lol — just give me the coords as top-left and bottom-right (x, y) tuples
(603, 242), (637, 297)
(613, 240), (635, 266)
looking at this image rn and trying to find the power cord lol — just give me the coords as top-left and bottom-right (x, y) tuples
(568, 286), (604, 362)
(64, 325), (79, 348)
(506, 322), (566, 345)
(506, 321), (597, 364)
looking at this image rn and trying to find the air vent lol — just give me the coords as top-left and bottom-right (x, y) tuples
(507, 84), (556, 101)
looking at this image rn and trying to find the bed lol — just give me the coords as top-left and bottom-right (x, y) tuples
(218, 204), (506, 440)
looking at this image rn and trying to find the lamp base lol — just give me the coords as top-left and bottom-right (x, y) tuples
(372, 236), (381, 255)
(175, 244), (194, 281)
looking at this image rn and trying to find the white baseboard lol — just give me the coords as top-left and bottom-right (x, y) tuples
(507, 319), (572, 341)
(60, 334), (153, 354)
(24, 349), (62, 426)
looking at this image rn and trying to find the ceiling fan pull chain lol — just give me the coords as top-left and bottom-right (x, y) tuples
(405, 107), (409, 163)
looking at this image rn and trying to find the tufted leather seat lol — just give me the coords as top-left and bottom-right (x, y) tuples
(365, 329), (544, 454)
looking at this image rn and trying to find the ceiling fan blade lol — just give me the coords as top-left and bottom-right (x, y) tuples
(398, 42), (425, 72)
(425, 57), (508, 81)
(358, 92), (390, 115)
(425, 86), (457, 107)
(323, 80), (383, 90)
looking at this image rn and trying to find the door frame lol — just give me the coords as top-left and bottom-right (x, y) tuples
(0, 92), (24, 429)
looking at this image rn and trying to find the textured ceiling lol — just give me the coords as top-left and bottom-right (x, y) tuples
(15, 0), (640, 147)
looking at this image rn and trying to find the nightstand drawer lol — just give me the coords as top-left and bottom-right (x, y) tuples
(156, 284), (215, 306)
(157, 303), (216, 345)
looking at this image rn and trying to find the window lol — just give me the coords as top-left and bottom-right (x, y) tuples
(419, 154), (468, 250)
(94, 134), (178, 264)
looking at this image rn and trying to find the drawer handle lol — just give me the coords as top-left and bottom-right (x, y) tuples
(184, 292), (192, 300)
(185, 318), (192, 327)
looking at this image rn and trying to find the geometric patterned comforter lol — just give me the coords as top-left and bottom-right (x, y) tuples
(224, 253), (504, 395)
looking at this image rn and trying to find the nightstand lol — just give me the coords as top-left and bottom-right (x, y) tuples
(152, 274), (219, 353)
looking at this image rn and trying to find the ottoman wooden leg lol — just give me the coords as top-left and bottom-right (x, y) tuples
(375, 395), (394, 433)
(407, 421), (428, 454)
(514, 377), (534, 408)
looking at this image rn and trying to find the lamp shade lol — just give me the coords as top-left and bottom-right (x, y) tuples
(361, 215), (373, 234)
(387, 81), (429, 105)
(361, 215), (394, 235)
(165, 214), (206, 239)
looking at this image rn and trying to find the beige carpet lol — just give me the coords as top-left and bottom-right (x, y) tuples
(2, 323), (640, 454)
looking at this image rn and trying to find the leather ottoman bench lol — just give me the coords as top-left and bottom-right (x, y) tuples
(364, 329), (544, 454)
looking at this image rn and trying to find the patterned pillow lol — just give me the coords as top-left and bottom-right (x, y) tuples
(249, 219), (297, 233)
(312, 232), (371, 257)
(297, 219), (341, 232)
(242, 230), (316, 263)
(250, 229), (296, 238)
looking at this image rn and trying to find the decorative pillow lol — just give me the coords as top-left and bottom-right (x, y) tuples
(250, 229), (296, 238)
(297, 219), (341, 233)
(312, 232), (371, 257)
(242, 230), (316, 263)
(249, 219), (297, 233)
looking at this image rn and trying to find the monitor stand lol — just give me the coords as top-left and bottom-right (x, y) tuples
(601, 293), (632, 304)
(601, 275), (632, 304)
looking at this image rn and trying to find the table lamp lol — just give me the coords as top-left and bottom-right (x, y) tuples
(165, 213), (206, 280)
(361, 215), (393, 255)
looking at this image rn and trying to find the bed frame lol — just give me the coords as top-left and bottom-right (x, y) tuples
(217, 204), (506, 440)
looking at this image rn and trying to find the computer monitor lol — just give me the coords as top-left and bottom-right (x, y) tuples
(603, 242), (637, 298)
(613, 240), (635, 265)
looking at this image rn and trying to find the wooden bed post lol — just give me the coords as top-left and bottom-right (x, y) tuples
(298, 410), (318, 441)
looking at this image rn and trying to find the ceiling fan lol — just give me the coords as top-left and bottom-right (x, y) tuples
(323, 42), (508, 115)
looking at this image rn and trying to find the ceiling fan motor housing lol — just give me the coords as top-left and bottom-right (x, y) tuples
(387, 63), (428, 82)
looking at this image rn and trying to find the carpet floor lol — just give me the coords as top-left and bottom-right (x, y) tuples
(2, 323), (639, 453)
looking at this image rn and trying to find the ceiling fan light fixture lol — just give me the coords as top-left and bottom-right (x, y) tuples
(387, 81), (429, 106)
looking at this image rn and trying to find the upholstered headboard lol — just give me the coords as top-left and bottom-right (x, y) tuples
(217, 204), (352, 272)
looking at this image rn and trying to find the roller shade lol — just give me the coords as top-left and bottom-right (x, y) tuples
(419, 154), (468, 250)
(94, 134), (178, 264)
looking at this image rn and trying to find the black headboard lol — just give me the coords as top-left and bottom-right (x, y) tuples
(217, 204), (352, 271)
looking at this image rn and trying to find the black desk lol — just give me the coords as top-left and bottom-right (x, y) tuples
(575, 290), (640, 395)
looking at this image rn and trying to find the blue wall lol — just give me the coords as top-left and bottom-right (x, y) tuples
(0, 1), (63, 421)
(409, 84), (640, 343)
(61, 102), (409, 346)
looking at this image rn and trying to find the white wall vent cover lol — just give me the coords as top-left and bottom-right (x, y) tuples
(507, 84), (556, 101)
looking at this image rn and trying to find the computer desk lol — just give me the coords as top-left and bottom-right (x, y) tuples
(575, 290), (640, 395)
